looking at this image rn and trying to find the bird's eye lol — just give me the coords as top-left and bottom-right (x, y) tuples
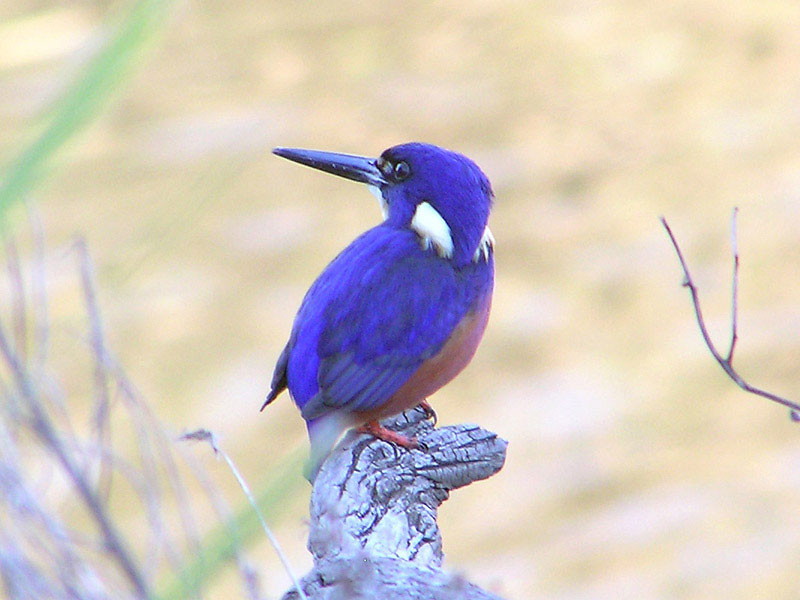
(393, 161), (411, 181)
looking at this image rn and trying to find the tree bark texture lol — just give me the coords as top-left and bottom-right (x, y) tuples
(281, 406), (509, 600)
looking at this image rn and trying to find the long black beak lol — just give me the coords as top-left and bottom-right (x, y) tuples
(273, 147), (386, 187)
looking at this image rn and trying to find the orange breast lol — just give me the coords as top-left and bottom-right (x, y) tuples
(355, 292), (492, 423)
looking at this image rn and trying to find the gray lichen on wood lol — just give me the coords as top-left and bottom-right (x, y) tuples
(282, 406), (508, 600)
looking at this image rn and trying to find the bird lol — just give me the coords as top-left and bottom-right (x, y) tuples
(262, 142), (495, 480)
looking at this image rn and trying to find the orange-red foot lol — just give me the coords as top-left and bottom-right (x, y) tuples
(418, 400), (437, 425)
(356, 420), (419, 449)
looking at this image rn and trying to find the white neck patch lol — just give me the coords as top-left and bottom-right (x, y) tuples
(410, 201), (454, 259)
(473, 226), (495, 263)
(367, 185), (389, 219)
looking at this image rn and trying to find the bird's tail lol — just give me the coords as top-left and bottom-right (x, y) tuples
(261, 343), (290, 411)
(304, 414), (349, 482)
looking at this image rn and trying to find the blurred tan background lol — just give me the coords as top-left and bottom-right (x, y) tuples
(3, 1), (800, 598)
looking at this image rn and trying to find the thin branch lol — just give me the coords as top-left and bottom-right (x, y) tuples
(661, 210), (800, 419)
(174, 435), (257, 599)
(181, 429), (308, 600)
(727, 207), (739, 362)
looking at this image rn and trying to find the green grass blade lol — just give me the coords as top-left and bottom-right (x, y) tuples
(0, 0), (176, 228)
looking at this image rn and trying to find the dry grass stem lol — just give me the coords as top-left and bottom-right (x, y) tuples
(0, 221), (276, 599)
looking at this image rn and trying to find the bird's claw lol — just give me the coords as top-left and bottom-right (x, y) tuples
(418, 400), (438, 426)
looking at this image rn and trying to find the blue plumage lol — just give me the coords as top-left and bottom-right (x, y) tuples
(262, 142), (495, 479)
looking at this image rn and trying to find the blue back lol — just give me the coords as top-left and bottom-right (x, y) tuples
(287, 224), (493, 419)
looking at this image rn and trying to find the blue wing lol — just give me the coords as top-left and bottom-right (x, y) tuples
(280, 224), (491, 422)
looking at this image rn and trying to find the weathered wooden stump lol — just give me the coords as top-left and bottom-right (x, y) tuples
(282, 406), (508, 600)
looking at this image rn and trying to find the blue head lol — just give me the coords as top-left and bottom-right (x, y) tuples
(273, 142), (494, 266)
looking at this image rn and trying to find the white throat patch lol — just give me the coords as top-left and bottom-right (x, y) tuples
(473, 226), (495, 263)
(367, 185), (389, 219)
(410, 202), (454, 259)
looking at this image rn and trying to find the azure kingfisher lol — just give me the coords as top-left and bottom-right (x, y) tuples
(262, 142), (495, 479)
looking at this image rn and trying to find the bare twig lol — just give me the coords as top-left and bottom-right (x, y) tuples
(727, 208), (739, 362)
(661, 209), (800, 420)
(181, 429), (308, 600)
(173, 435), (260, 599)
